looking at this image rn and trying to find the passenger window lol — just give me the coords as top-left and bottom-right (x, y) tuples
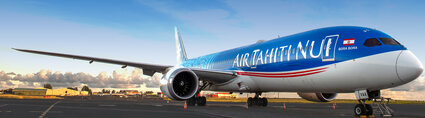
(363, 38), (382, 47)
(380, 38), (400, 45)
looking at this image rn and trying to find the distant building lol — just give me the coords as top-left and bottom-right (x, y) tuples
(46, 88), (89, 96)
(13, 88), (47, 96)
(13, 88), (88, 96)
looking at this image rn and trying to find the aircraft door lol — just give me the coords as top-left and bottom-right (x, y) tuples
(322, 35), (339, 61)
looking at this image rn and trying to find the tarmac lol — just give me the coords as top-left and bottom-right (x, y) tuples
(0, 98), (424, 118)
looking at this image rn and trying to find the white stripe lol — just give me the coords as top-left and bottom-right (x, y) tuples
(343, 40), (355, 44)
(39, 101), (61, 118)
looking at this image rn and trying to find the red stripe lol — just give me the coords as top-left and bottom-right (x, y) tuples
(343, 43), (354, 46)
(236, 67), (327, 76)
(242, 70), (326, 78)
(344, 38), (355, 41)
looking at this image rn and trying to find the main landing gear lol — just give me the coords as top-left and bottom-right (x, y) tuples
(247, 92), (268, 107)
(186, 81), (210, 106)
(187, 96), (206, 106)
(353, 90), (393, 117)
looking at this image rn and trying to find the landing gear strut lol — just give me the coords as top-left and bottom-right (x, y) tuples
(247, 92), (268, 107)
(186, 81), (209, 106)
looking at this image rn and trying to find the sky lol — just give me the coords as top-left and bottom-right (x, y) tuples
(0, 0), (425, 100)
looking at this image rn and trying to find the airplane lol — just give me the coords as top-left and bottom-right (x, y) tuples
(13, 26), (423, 116)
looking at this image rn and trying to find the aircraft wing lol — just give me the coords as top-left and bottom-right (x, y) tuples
(13, 48), (171, 76)
(190, 68), (237, 84)
(13, 48), (237, 83)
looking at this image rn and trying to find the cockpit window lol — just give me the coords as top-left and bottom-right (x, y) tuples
(380, 38), (401, 45)
(363, 38), (382, 47)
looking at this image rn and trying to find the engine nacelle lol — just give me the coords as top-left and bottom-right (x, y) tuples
(160, 67), (199, 100)
(297, 92), (337, 102)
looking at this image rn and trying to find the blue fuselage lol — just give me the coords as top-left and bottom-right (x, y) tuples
(180, 26), (406, 72)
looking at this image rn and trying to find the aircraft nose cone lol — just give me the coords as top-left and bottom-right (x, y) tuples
(396, 50), (424, 83)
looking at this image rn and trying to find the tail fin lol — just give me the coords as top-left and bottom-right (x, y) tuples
(175, 26), (188, 64)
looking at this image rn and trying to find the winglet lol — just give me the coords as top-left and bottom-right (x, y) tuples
(175, 26), (188, 64)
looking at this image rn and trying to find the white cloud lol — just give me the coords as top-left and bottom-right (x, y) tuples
(390, 76), (425, 91)
(0, 69), (163, 89)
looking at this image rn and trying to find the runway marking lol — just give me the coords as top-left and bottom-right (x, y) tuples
(190, 109), (234, 118)
(99, 104), (116, 107)
(55, 105), (196, 114)
(31, 111), (62, 113)
(30, 111), (44, 112)
(38, 101), (62, 118)
(0, 104), (11, 113)
(0, 104), (8, 107)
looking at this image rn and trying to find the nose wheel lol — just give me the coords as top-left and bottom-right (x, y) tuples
(247, 92), (268, 107)
(354, 90), (393, 117)
(354, 104), (373, 116)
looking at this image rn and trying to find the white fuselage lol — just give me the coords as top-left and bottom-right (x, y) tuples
(208, 50), (423, 93)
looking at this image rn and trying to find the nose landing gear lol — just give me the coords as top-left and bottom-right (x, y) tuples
(354, 90), (393, 117)
(354, 101), (373, 116)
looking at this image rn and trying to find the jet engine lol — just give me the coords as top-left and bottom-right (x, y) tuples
(297, 92), (337, 102)
(160, 67), (199, 100)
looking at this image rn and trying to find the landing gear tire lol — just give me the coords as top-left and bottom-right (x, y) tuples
(354, 104), (366, 117)
(186, 97), (196, 106)
(247, 97), (253, 106)
(261, 98), (268, 107)
(187, 96), (207, 106)
(197, 96), (206, 106)
(257, 98), (263, 106)
(196, 97), (202, 105)
(365, 104), (373, 116)
(187, 97), (196, 106)
(354, 104), (373, 116)
(247, 97), (268, 107)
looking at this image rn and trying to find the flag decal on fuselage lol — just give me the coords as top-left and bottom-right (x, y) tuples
(343, 38), (355, 46)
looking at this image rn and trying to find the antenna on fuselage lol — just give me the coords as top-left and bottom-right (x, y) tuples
(256, 40), (266, 43)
